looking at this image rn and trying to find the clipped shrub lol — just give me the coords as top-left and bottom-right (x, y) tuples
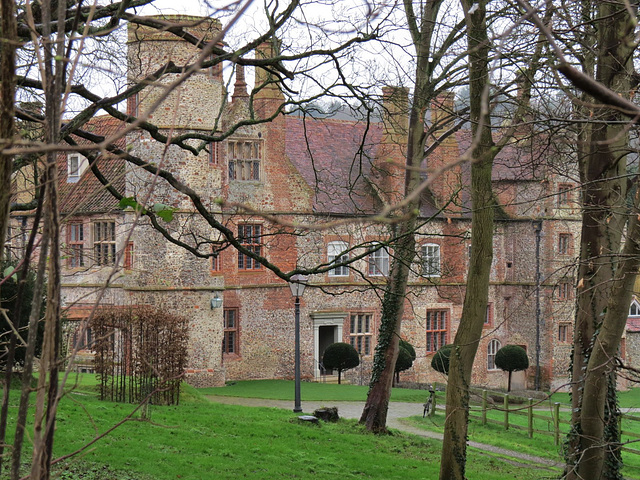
(322, 342), (359, 384)
(495, 344), (529, 392)
(395, 344), (414, 374)
(399, 339), (416, 361)
(431, 344), (453, 375)
(394, 339), (416, 385)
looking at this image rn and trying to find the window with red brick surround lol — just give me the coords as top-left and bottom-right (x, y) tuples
(426, 309), (448, 353)
(484, 303), (493, 326)
(368, 243), (389, 276)
(238, 224), (262, 270)
(349, 313), (372, 356)
(487, 339), (500, 370)
(124, 241), (134, 270)
(67, 222), (84, 268)
(223, 309), (239, 354)
(93, 221), (116, 266)
(557, 278), (573, 300)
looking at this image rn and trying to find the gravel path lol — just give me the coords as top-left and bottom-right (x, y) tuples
(206, 395), (563, 471)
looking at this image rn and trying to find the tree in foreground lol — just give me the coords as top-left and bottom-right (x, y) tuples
(494, 345), (528, 392)
(322, 342), (359, 384)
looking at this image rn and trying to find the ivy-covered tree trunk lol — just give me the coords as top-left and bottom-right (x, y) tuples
(0, 0), (17, 474)
(565, 2), (637, 479)
(360, 223), (416, 432)
(359, 0), (450, 433)
(438, 2), (494, 478)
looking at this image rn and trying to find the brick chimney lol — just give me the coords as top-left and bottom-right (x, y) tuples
(254, 38), (285, 119)
(426, 90), (462, 213)
(371, 86), (409, 206)
(232, 64), (249, 102)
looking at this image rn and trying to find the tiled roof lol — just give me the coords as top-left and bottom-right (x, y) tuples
(285, 116), (383, 214)
(627, 317), (640, 333)
(59, 116), (128, 216)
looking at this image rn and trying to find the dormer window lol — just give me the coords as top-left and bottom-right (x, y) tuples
(67, 154), (87, 183)
(630, 299), (640, 317)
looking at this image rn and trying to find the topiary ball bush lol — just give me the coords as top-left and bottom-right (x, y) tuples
(431, 344), (453, 375)
(495, 344), (529, 372)
(395, 345), (414, 373)
(322, 342), (360, 372)
(399, 339), (416, 361)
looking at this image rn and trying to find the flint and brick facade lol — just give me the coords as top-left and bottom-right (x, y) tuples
(8, 15), (600, 391)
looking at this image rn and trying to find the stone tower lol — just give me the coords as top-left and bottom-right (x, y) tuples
(127, 15), (225, 130)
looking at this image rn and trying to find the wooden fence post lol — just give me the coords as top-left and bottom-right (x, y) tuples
(429, 391), (436, 418)
(504, 394), (509, 430)
(528, 398), (533, 438)
(482, 390), (487, 426)
(554, 402), (560, 445)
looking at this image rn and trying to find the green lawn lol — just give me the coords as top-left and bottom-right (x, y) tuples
(2, 376), (550, 480)
(407, 397), (640, 480)
(200, 379), (430, 403)
(549, 387), (640, 409)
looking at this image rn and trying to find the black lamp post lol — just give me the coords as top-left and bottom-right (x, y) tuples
(533, 220), (542, 390)
(289, 274), (308, 413)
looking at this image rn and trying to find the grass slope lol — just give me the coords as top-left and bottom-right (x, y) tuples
(3, 377), (547, 480)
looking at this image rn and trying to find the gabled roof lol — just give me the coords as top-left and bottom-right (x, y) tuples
(59, 116), (127, 216)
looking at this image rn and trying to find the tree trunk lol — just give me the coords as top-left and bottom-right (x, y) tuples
(566, 2), (637, 478)
(0, 0), (17, 474)
(439, 2), (494, 479)
(0, 0), (15, 262)
(576, 201), (640, 479)
(359, 0), (443, 433)
(360, 228), (415, 432)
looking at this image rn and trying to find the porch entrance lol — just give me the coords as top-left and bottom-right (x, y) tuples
(311, 312), (346, 379)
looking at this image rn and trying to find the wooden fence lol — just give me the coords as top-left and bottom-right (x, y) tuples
(427, 389), (640, 455)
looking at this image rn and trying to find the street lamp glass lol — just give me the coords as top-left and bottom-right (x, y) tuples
(289, 274), (308, 297)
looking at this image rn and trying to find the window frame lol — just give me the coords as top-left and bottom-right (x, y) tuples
(558, 233), (572, 255)
(228, 139), (262, 182)
(487, 339), (501, 370)
(558, 323), (570, 343)
(421, 243), (441, 278)
(223, 308), (239, 355)
(629, 299), (640, 317)
(484, 303), (493, 326)
(93, 221), (116, 267)
(557, 278), (573, 301)
(557, 183), (573, 207)
(67, 222), (85, 268)
(74, 324), (93, 351)
(426, 309), (448, 354)
(327, 241), (349, 277)
(123, 241), (134, 270)
(67, 154), (87, 183)
(238, 224), (262, 271)
(349, 313), (372, 356)
(368, 243), (389, 276)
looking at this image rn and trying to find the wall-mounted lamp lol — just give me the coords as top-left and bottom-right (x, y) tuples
(210, 292), (223, 309)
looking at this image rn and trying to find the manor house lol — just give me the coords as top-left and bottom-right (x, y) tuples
(9, 15), (594, 391)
